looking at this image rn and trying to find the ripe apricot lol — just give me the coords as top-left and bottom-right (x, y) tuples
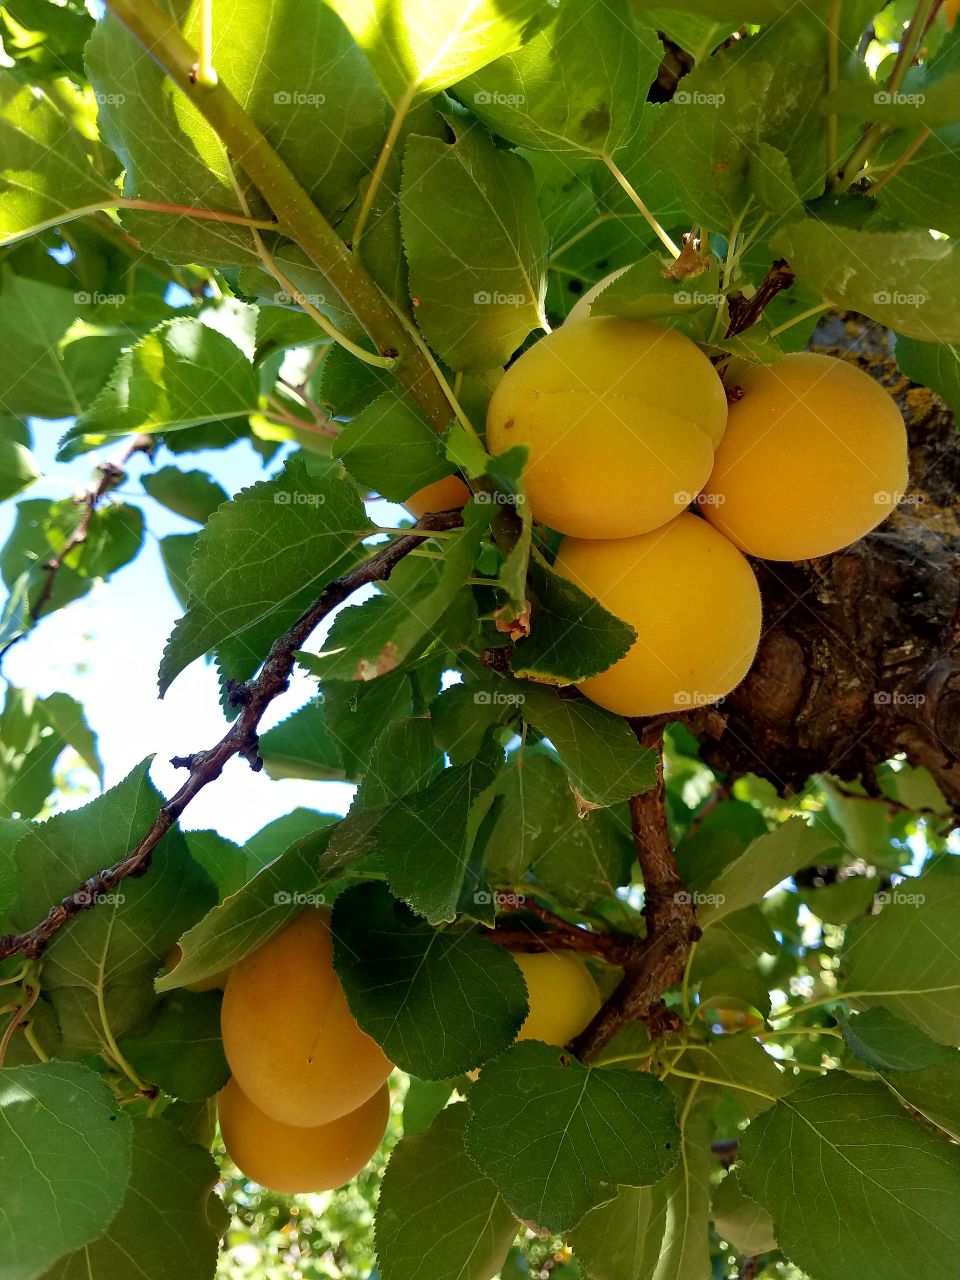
(701, 353), (908, 560)
(405, 475), (470, 517)
(511, 950), (601, 1046)
(220, 910), (392, 1127)
(218, 1077), (389, 1194)
(486, 317), (727, 538)
(555, 512), (762, 717)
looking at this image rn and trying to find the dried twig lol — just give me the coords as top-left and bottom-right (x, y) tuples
(725, 259), (796, 339)
(570, 725), (701, 1061)
(0, 509), (464, 962)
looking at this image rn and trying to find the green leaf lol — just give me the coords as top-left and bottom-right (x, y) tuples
(749, 141), (803, 217)
(43, 1118), (226, 1280)
(377, 737), (504, 923)
(0, 1061), (133, 1280)
(840, 1008), (957, 1073)
(458, 0), (659, 159)
(401, 121), (547, 371)
(770, 221), (960, 342)
(0, 74), (113, 246)
(118, 990), (230, 1102)
(0, 0), (94, 84)
(674, 1037), (791, 1119)
(881, 1056), (960, 1143)
(61, 318), (259, 456)
(156, 824), (343, 992)
(895, 336), (960, 420)
(375, 1104), (518, 1280)
(695, 818), (838, 927)
(520, 685), (657, 807)
(873, 126), (960, 239)
(11, 761), (216, 1053)
(352, 717), (442, 811)
(332, 389), (453, 502)
(739, 1074), (960, 1280)
(184, 829), (253, 900)
(711, 1171), (778, 1256)
(39, 691), (103, 785)
(87, 1), (387, 264)
(430, 678), (523, 765)
(0, 686), (103, 818)
(259, 699), (347, 782)
(328, 0), (547, 105)
(465, 1041), (680, 1232)
(0, 437), (38, 502)
(403, 1078), (454, 1137)
(510, 559), (637, 685)
(333, 882), (527, 1077)
(571, 1081), (715, 1280)
(840, 861), (960, 1046)
(141, 466), (228, 524)
(159, 460), (372, 693)
(323, 671), (413, 779)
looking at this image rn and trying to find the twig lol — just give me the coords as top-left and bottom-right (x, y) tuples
(570, 726), (701, 1062)
(711, 1138), (739, 1168)
(724, 259), (797, 338)
(488, 899), (632, 964)
(0, 510), (464, 962)
(738, 1258), (763, 1280)
(0, 434), (154, 667)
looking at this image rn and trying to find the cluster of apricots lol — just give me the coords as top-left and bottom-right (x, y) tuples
(412, 315), (909, 717)
(169, 912), (603, 1195)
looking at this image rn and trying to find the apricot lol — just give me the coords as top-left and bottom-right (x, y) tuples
(511, 950), (601, 1046)
(486, 317), (727, 538)
(218, 1077), (389, 1194)
(405, 475), (470, 517)
(701, 353), (908, 560)
(220, 910), (392, 1127)
(555, 512), (762, 717)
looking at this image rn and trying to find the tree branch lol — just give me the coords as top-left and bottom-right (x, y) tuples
(0, 434), (154, 667)
(725, 259), (796, 339)
(0, 511), (464, 962)
(488, 898), (632, 963)
(570, 726), (701, 1062)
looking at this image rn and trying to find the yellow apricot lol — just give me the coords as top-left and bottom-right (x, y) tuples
(163, 945), (232, 994)
(405, 475), (470, 517)
(701, 353), (908, 560)
(486, 317), (727, 538)
(218, 1078), (389, 1194)
(555, 512), (762, 717)
(511, 950), (601, 1046)
(220, 910), (392, 1127)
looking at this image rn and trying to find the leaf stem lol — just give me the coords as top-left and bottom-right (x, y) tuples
(351, 84), (416, 248)
(195, 0), (218, 87)
(663, 1066), (778, 1101)
(866, 126), (932, 194)
(767, 301), (832, 338)
(600, 155), (681, 258)
(826, 0), (841, 181)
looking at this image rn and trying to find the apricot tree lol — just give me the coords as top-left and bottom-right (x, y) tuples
(0, 2), (958, 1279)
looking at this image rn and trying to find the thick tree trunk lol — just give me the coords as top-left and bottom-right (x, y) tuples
(695, 314), (960, 813)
